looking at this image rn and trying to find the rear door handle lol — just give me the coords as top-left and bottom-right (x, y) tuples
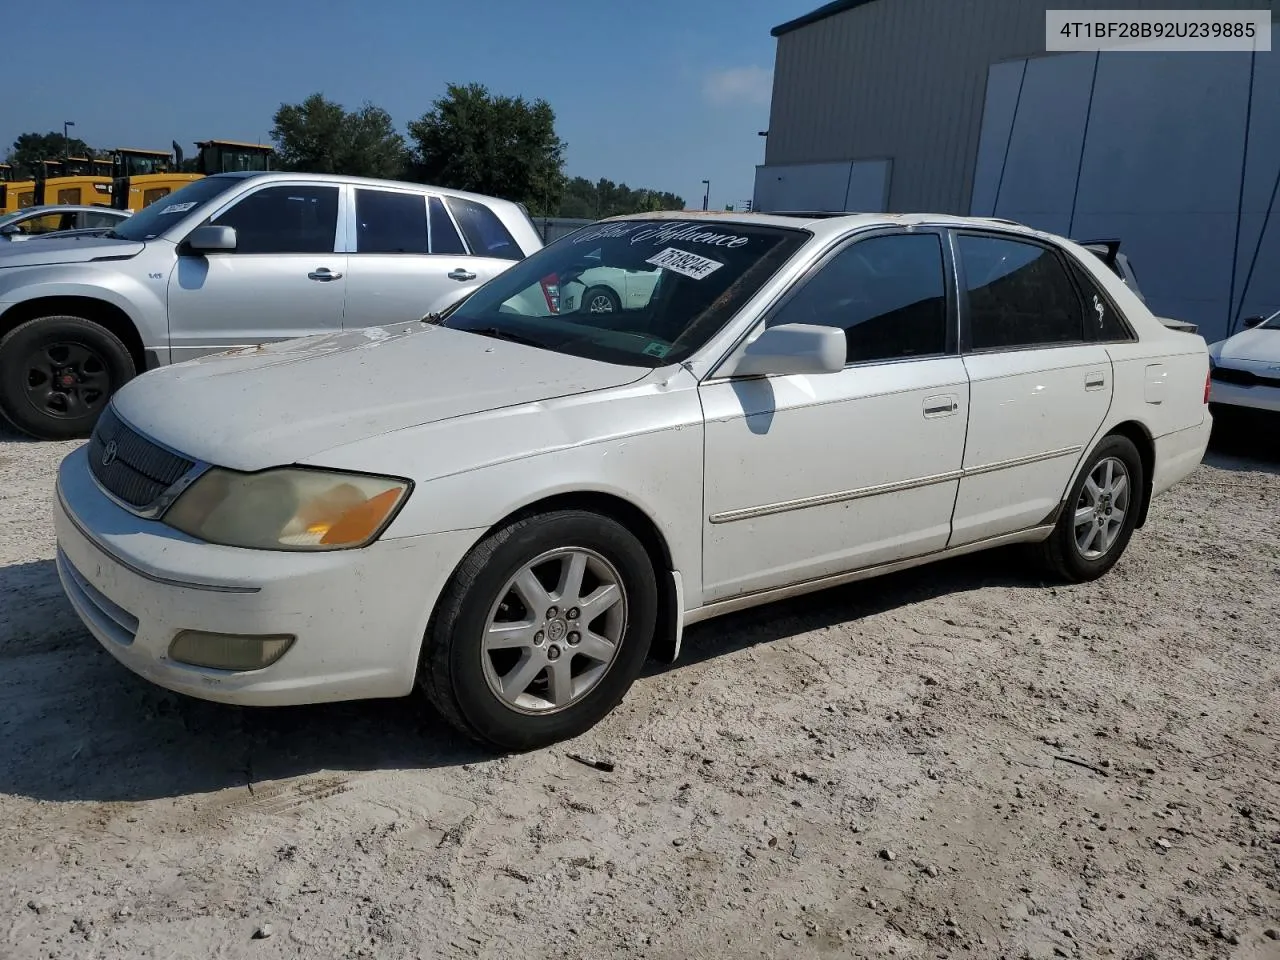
(1085, 370), (1107, 390)
(308, 268), (342, 281)
(923, 394), (959, 418)
(448, 268), (477, 282)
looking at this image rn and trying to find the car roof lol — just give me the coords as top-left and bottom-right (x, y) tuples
(212, 171), (525, 210)
(6, 204), (129, 215)
(594, 209), (1058, 243)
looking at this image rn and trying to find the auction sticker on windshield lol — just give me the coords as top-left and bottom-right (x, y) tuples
(646, 247), (725, 280)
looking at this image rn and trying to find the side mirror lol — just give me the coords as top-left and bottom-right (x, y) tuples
(184, 224), (237, 254)
(1241, 315), (1266, 329)
(721, 323), (845, 378)
(0, 224), (18, 237)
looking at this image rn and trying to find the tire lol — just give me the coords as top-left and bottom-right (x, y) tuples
(579, 285), (620, 315)
(420, 509), (658, 751)
(0, 315), (135, 440)
(1035, 434), (1145, 583)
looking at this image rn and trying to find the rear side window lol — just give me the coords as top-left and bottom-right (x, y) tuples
(355, 189), (427, 253)
(1065, 254), (1136, 342)
(958, 235), (1084, 350)
(428, 196), (466, 254)
(447, 196), (522, 261)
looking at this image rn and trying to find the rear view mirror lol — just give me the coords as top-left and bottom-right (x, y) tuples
(185, 225), (237, 254)
(721, 323), (845, 378)
(1241, 315), (1266, 329)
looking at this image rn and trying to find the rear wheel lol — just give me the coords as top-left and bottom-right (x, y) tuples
(0, 315), (135, 440)
(1035, 434), (1144, 582)
(419, 510), (657, 751)
(579, 286), (620, 315)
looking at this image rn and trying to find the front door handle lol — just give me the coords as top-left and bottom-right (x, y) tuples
(923, 394), (959, 418)
(448, 268), (477, 282)
(308, 268), (343, 281)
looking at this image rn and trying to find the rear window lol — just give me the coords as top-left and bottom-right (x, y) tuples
(447, 196), (522, 261)
(428, 196), (466, 255)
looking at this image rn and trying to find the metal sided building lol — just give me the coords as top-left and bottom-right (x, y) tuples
(755, 0), (1279, 341)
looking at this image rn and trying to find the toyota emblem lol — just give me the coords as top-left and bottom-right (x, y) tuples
(101, 440), (118, 467)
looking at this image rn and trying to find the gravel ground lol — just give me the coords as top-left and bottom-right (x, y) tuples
(1, 419), (1277, 960)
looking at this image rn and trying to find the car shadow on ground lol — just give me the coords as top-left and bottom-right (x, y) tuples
(0, 546), (1039, 806)
(1205, 416), (1280, 474)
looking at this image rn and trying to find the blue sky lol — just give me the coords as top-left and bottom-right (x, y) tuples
(4, 0), (817, 209)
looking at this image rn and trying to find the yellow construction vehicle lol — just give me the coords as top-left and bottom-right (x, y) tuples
(33, 155), (114, 206)
(110, 140), (273, 211)
(195, 139), (273, 174)
(110, 147), (200, 212)
(0, 164), (37, 214)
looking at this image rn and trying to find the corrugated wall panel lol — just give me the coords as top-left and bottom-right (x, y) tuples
(766, 0), (1275, 213)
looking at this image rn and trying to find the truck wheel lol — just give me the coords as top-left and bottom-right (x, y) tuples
(0, 315), (135, 440)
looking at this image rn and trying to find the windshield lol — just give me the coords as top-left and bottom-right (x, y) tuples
(0, 211), (24, 227)
(109, 176), (242, 241)
(1260, 309), (1280, 331)
(441, 219), (807, 366)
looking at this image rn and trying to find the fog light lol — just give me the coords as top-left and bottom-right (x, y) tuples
(168, 631), (295, 671)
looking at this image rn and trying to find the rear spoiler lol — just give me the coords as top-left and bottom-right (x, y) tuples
(1078, 238), (1121, 271)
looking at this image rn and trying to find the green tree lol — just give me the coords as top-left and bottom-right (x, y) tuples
(407, 83), (566, 215)
(5, 131), (94, 178)
(557, 176), (684, 218)
(271, 93), (408, 178)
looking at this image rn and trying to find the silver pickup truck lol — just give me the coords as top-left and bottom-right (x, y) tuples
(0, 172), (542, 439)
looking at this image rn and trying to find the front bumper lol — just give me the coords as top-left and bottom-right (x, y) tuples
(54, 446), (477, 706)
(1208, 378), (1280, 414)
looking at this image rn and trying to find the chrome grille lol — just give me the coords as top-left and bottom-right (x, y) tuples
(87, 406), (195, 511)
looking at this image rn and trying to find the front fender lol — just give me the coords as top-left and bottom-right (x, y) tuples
(0, 265), (166, 349)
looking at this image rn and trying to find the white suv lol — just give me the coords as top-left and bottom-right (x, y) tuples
(0, 173), (542, 439)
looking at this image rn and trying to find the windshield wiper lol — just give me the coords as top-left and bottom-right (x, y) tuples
(465, 326), (547, 349)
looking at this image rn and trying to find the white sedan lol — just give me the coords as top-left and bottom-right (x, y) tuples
(54, 212), (1212, 751)
(1208, 309), (1280, 414)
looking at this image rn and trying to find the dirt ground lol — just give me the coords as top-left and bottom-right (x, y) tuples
(1, 420), (1277, 960)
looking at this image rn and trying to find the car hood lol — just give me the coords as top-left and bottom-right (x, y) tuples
(1213, 327), (1280, 365)
(111, 323), (650, 472)
(0, 234), (145, 267)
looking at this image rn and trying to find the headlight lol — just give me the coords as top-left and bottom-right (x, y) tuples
(163, 467), (411, 551)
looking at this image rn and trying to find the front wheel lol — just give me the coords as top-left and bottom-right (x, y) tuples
(420, 510), (657, 751)
(0, 315), (135, 440)
(1035, 434), (1144, 582)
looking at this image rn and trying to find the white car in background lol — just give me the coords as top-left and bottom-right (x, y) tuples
(1208, 309), (1280, 414)
(55, 212), (1211, 752)
(558, 247), (660, 314)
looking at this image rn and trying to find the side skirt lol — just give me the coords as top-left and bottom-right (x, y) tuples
(681, 524), (1055, 628)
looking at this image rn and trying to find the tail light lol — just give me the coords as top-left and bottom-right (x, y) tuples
(539, 274), (560, 314)
(1204, 369), (1211, 404)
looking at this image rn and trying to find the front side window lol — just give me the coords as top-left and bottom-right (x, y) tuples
(447, 196), (522, 261)
(959, 235), (1084, 350)
(17, 212), (69, 235)
(210, 185), (339, 255)
(356, 189), (428, 254)
(767, 232), (948, 363)
(440, 219), (807, 367)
